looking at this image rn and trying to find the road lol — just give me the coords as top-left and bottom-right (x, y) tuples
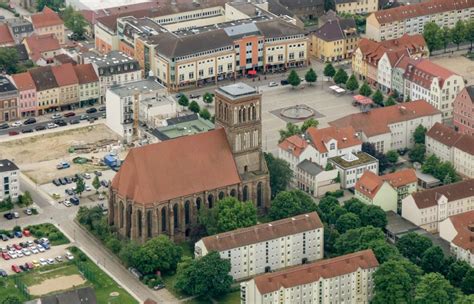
(0, 174), (177, 303)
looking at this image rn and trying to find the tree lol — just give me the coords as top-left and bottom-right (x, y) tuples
(360, 205), (387, 229)
(324, 0), (335, 11)
(64, 9), (88, 37)
(92, 175), (101, 193)
(323, 63), (336, 78)
(36, 0), (63, 12)
(435, 161), (460, 184)
(333, 68), (348, 85)
(461, 268), (474, 294)
(0, 47), (19, 74)
(408, 144), (426, 163)
(420, 246), (445, 273)
(264, 153), (292, 198)
(304, 68), (317, 85)
(188, 101), (200, 113)
(423, 22), (443, 52)
(386, 150), (399, 165)
(372, 89), (384, 106)
(334, 226), (385, 255)
(413, 124), (427, 144)
(466, 19), (474, 48)
(366, 239), (400, 264)
(269, 190), (316, 221)
(335, 212), (361, 233)
(279, 122), (301, 142)
(317, 195), (340, 223)
(392, 90), (399, 100)
(359, 81), (372, 97)
(325, 163), (334, 171)
(202, 92), (213, 106)
(346, 74), (359, 92)
(287, 69), (301, 88)
(373, 258), (423, 304)
(415, 273), (460, 304)
(384, 96), (396, 106)
(451, 20), (467, 50)
(447, 260), (471, 288)
(75, 177), (85, 197)
(20, 191), (33, 207)
(421, 154), (440, 174)
(178, 95), (189, 108)
(133, 235), (182, 275)
(301, 118), (319, 133)
(343, 198), (365, 215)
(362, 142), (390, 172)
(440, 26), (452, 52)
(199, 108), (211, 120)
(323, 224), (339, 254)
(396, 232), (432, 264)
(175, 252), (233, 298)
(1, 296), (22, 304)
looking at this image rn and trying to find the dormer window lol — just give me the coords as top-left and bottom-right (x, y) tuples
(330, 143), (335, 150)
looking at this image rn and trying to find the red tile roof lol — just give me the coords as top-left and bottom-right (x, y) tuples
(278, 135), (309, 157)
(355, 171), (384, 199)
(447, 210), (474, 253)
(11, 72), (35, 91)
(404, 58), (457, 89)
(254, 250), (379, 294)
(0, 23), (14, 46)
(51, 63), (78, 86)
(411, 179), (474, 209)
(201, 212), (323, 252)
(306, 126), (361, 153)
(24, 34), (61, 61)
(329, 100), (441, 137)
(381, 169), (418, 188)
(30, 6), (63, 28)
(427, 123), (474, 155)
(73, 64), (99, 84)
(111, 128), (241, 205)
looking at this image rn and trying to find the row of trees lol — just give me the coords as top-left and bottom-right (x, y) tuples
(286, 68), (317, 88)
(178, 94), (212, 120)
(0, 191), (34, 212)
(423, 20), (474, 52)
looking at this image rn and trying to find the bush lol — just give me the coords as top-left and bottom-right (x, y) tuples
(325, 190), (344, 198)
(25, 223), (69, 245)
(12, 226), (21, 232)
(31, 208), (38, 215)
(78, 251), (87, 262)
(106, 238), (122, 254)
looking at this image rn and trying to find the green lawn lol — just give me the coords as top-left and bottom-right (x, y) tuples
(183, 290), (241, 304)
(0, 277), (28, 302)
(21, 264), (79, 286)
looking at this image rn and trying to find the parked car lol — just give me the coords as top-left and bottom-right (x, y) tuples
(21, 128), (33, 133)
(37, 245), (45, 253)
(11, 265), (21, 273)
(8, 131), (19, 136)
(19, 264), (28, 272)
(47, 122), (58, 129)
(39, 258), (47, 266)
(98, 106), (106, 112)
(25, 262), (34, 270)
(55, 255), (63, 262)
(64, 112), (75, 117)
(54, 119), (67, 127)
(3, 213), (13, 220)
(7, 232), (14, 238)
(1, 252), (10, 260)
(268, 81), (278, 87)
(13, 244), (21, 250)
(85, 185), (91, 191)
(83, 173), (91, 179)
(0, 234), (8, 241)
(32, 260), (40, 267)
(100, 180), (109, 187)
(0, 269), (7, 277)
(31, 247), (38, 254)
(24, 118), (36, 125)
(86, 107), (97, 114)
(57, 161), (70, 170)
(42, 243), (50, 250)
(0, 123), (9, 129)
(59, 178), (67, 185)
(94, 171), (102, 177)
(79, 114), (88, 120)
(70, 197), (80, 205)
(65, 188), (74, 196)
(24, 209), (32, 216)
(153, 284), (165, 290)
(53, 179), (61, 186)
(35, 125), (46, 131)
(280, 79), (289, 86)
(69, 119), (80, 125)
(47, 258), (55, 264)
(128, 267), (143, 279)
(65, 177), (73, 184)
(11, 121), (22, 127)
(65, 251), (74, 260)
(14, 231), (22, 238)
(51, 113), (62, 119)
(63, 201), (72, 207)
(189, 94), (200, 99)
(13, 212), (19, 218)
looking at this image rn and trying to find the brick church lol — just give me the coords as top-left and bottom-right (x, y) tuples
(108, 83), (271, 243)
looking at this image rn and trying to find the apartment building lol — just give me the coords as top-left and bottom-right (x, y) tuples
(402, 179), (474, 232)
(0, 159), (20, 202)
(278, 134), (317, 175)
(6, 18), (34, 44)
(439, 211), (474, 267)
(329, 100), (442, 153)
(311, 18), (359, 63)
(355, 171), (398, 212)
(11, 72), (37, 117)
(296, 160), (340, 198)
(335, 0), (379, 14)
(29, 66), (60, 115)
(241, 249), (379, 304)
(73, 64), (100, 107)
(426, 123), (474, 178)
(28, 7), (65, 44)
(453, 86), (474, 136)
(381, 169), (418, 213)
(0, 76), (18, 123)
(366, 0), (474, 41)
(52, 63), (79, 110)
(328, 152), (379, 189)
(195, 212), (324, 281)
(23, 34), (62, 65)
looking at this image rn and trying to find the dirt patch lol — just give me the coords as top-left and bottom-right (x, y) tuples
(28, 274), (86, 296)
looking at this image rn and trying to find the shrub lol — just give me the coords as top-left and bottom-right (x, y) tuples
(12, 226), (21, 232)
(325, 190), (344, 198)
(106, 238), (122, 254)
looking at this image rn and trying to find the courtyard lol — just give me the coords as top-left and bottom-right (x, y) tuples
(430, 55), (474, 85)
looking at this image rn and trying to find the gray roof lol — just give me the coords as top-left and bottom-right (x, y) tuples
(466, 85), (474, 102)
(84, 51), (139, 68)
(224, 22), (260, 38)
(297, 159), (324, 176)
(0, 76), (17, 94)
(6, 18), (33, 34)
(0, 159), (19, 173)
(267, 0), (295, 17)
(30, 287), (97, 304)
(279, 0), (324, 10)
(217, 83), (257, 100)
(109, 79), (165, 97)
(29, 66), (58, 91)
(256, 19), (304, 39)
(313, 18), (357, 42)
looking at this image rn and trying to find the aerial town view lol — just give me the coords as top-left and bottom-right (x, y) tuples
(0, 0), (473, 303)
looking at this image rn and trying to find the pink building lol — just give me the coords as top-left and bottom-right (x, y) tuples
(453, 86), (474, 136)
(11, 72), (37, 117)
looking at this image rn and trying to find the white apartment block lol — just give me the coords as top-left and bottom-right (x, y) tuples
(195, 213), (324, 281)
(402, 179), (474, 232)
(241, 249), (379, 304)
(366, 0), (474, 41)
(439, 211), (474, 267)
(0, 159), (20, 202)
(328, 152), (379, 189)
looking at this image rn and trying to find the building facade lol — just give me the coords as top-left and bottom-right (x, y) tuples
(335, 0), (379, 14)
(73, 63), (100, 107)
(296, 160), (340, 198)
(0, 76), (18, 122)
(439, 211), (474, 267)
(453, 86), (474, 136)
(328, 152), (379, 189)
(355, 171), (398, 212)
(381, 169), (418, 213)
(6, 18), (34, 44)
(10, 72), (37, 117)
(195, 212), (324, 281)
(29, 66), (59, 115)
(51, 63), (79, 110)
(0, 159), (20, 202)
(28, 7), (65, 44)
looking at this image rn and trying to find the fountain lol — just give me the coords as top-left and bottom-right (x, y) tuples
(280, 105), (315, 120)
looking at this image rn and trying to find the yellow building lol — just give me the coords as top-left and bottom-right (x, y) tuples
(311, 18), (359, 62)
(52, 63), (79, 109)
(335, 0), (379, 14)
(28, 7), (65, 44)
(29, 66), (60, 115)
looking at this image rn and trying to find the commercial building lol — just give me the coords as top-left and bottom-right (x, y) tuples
(453, 86), (474, 136)
(151, 114), (214, 141)
(0, 159), (20, 202)
(366, 0), (474, 41)
(402, 179), (474, 232)
(27, 7), (65, 44)
(328, 152), (379, 189)
(0, 76), (19, 123)
(73, 63), (100, 107)
(195, 212), (324, 281)
(29, 66), (60, 115)
(52, 63), (79, 110)
(6, 18), (34, 44)
(23, 34), (62, 65)
(329, 100), (442, 153)
(439, 211), (474, 267)
(296, 160), (340, 198)
(11, 72), (37, 117)
(355, 171), (398, 212)
(335, 0), (379, 14)
(241, 249), (379, 304)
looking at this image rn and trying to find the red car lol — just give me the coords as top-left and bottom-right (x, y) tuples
(1, 252), (10, 260)
(25, 262), (34, 270)
(64, 112), (75, 117)
(11, 265), (21, 273)
(13, 244), (21, 250)
(8, 131), (19, 136)
(23, 230), (31, 237)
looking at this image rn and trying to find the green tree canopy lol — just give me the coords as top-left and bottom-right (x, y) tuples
(343, 198), (365, 215)
(333, 68), (348, 85)
(408, 144), (426, 163)
(384, 96), (396, 107)
(0, 47), (19, 74)
(372, 89), (384, 106)
(269, 190), (316, 221)
(415, 272), (460, 304)
(287, 69), (301, 88)
(466, 19), (474, 48)
(317, 195), (340, 223)
(334, 226), (385, 255)
(301, 118), (319, 133)
(366, 239), (400, 264)
(63, 7), (88, 36)
(264, 152), (293, 198)
(423, 22), (443, 52)
(188, 101), (200, 113)
(335, 212), (361, 233)
(346, 74), (359, 92)
(199, 108), (211, 120)
(360, 205), (387, 229)
(447, 260), (471, 288)
(451, 20), (467, 50)
(133, 235), (182, 275)
(36, 0), (63, 12)
(279, 122), (301, 142)
(414, 124), (427, 144)
(440, 26), (452, 51)
(323, 63), (336, 78)
(396, 232), (433, 264)
(1, 296), (22, 304)
(75, 177), (85, 196)
(359, 81), (373, 97)
(461, 268), (474, 294)
(305, 68), (317, 85)
(92, 175), (101, 193)
(203, 92), (214, 105)
(386, 150), (399, 164)
(420, 245), (445, 273)
(178, 95), (189, 107)
(19, 191), (33, 207)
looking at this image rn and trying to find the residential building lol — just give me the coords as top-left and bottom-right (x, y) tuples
(27, 7), (65, 44)
(23, 34), (62, 65)
(0, 23), (15, 47)
(311, 18), (359, 63)
(426, 122), (474, 178)
(81, 51), (142, 103)
(0, 76), (18, 122)
(366, 0), (474, 41)
(276, 0), (324, 20)
(195, 212), (324, 281)
(52, 63), (79, 110)
(377, 49), (409, 94)
(108, 83), (270, 243)
(29, 66), (60, 115)
(278, 135), (317, 177)
(355, 171), (398, 212)
(335, 0), (379, 14)
(241, 249), (379, 304)
(296, 160), (340, 198)
(6, 18), (34, 44)
(24, 286), (97, 304)
(401, 179), (474, 232)
(328, 152), (379, 189)
(453, 86), (474, 136)
(0, 159), (20, 202)
(381, 169), (418, 213)
(329, 100), (442, 153)
(11, 72), (37, 117)
(73, 64), (100, 107)
(106, 79), (173, 141)
(404, 58), (464, 120)
(439, 211), (474, 267)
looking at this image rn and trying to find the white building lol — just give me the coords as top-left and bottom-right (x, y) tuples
(195, 212), (324, 281)
(328, 152), (379, 189)
(330, 100), (442, 153)
(296, 160), (340, 198)
(439, 211), (474, 267)
(402, 179), (474, 232)
(106, 79), (175, 141)
(0, 159), (20, 202)
(241, 249), (379, 304)
(278, 135), (317, 175)
(377, 49), (408, 94)
(66, 0), (151, 10)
